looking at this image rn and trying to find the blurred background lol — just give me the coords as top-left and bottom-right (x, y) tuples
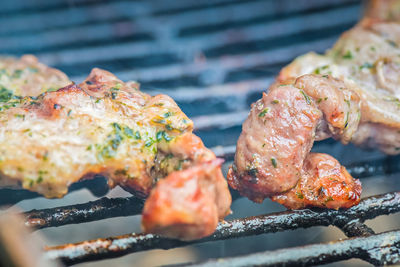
(1, 0), (400, 266)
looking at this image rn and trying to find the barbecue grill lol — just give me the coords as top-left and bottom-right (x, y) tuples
(1, 0), (400, 266)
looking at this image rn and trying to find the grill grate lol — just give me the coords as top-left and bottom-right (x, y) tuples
(22, 154), (400, 230)
(42, 192), (400, 265)
(2, 0), (400, 266)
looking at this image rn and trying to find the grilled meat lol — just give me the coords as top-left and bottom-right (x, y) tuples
(365, 0), (400, 22)
(0, 68), (231, 240)
(228, 7), (400, 210)
(228, 75), (362, 208)
(143, 158), (231, 240)
(0, 55), (70, 98)
(279, 18), (400, 154)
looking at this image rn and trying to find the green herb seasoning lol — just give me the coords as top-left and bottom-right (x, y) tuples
(12, 69), (23, 79)
(314, 65), (330, 75)
(300, 90), (311, 104)
(145, 138), (155, 147)
(135, 131), (141, 140)
(156, 131), (172, 142)
(123, 126), (134, 138)
(37, 176), (43, 184)
(163, 111), (173, 118)
(43, 151), (48, 161)
(359, 62), (373, 70)
(156, 131), (164, 142)
(14, 114), (25, 119)
(258, 108), (269, 117)
(96, 123), (135, 160)
(0, 87), (14, 102)
(342, 50), (353, 59)
(325, 196), (334, 204)
(247, 167), (258, 177)
(344, 99), (351, 129)
(296, 192), (304, 199)
(387, 39), (398, 47)
(28, 67), (39, 73)
(271, 157), (277, 168)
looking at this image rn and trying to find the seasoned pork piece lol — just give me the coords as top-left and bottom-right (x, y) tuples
(229, 7), (400, 209)
(228, 74), (362, 208)
(0, 68), (231, 240)
(271, 153), (361, 209)
(365, 0), (400, 22)
(0, 55), (70, 98)
(279, 18), (400, 153)
(143, 159), (231, 240)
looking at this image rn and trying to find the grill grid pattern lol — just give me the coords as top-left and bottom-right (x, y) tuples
(21, 154), (400, 230)
(2, 0), (400, 266)
(43, 192), (400, 265)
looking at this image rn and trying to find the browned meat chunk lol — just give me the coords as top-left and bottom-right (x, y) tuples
(228, 74), (362, 209)
(0, 68), (231, 240)
(271, 153), (361, 209)
(229, 4), (400, 210)
(143, 158), (231, 240)
(279, 17), (400, 154)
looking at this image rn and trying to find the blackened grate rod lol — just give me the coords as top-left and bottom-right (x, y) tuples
(44, 191), (400, 265)
(178, 229), (400, 267)
(338, 220), (375, 238)
(20, 155), (400, 229)
(24, 195), (144, 229)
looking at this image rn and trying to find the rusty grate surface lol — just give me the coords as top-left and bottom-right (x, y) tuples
(3, 0), (400, 266)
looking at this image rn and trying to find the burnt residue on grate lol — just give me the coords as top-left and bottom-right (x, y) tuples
(178, 230), (400, 267)
(43, 192), (400, 265)
(24, 196), (145, 229)
(20, 155), (400, 230)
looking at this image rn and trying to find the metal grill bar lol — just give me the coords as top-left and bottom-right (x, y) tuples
(64, 36), (339, 83)
(179, 230), (400, 267)
(0, 0), (243, 18)
(0, 0), (357, 38)
(338, 220), (375, 238)
(5, 4), (356, 58)
(1, 146), (396, 207)
(19, 156), (400, 229)
(1, 0), (243, 35)
(43, 191), (400, 265)
(24, 196), (144, 229)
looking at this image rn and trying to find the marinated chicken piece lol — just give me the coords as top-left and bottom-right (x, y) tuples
(0, 68), (231, 240)
(228, 74), (362, 208)
(0, 55), (70, 98)
(279, 17), (400, 154)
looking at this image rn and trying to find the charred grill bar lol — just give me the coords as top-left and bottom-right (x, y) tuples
(24, 195), (145, 229)
(22, 156), (400, 230)
(43, 192), (400, 265)
(182, 231), (400, 267)
(2, 0), (400, 266)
